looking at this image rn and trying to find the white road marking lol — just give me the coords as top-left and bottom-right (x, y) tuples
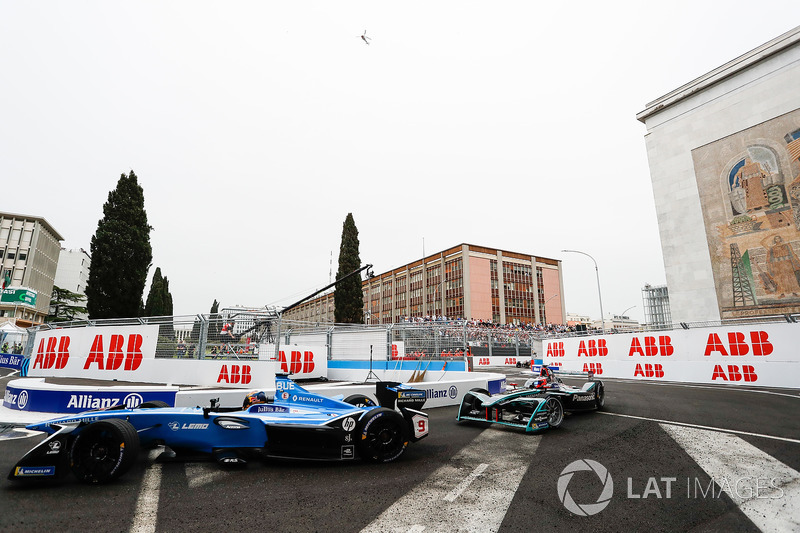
(130, 449), (163, 533)
(585, 378), (800, 400)
(597, 411), (800, 444)
(361, 430), (541, 533)
(185, 462), (227, 488)
(443, 463), (488, 502)
(662, 424), (800, 532)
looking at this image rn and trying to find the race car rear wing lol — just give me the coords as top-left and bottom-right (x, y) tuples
(535, 364), (595, 381)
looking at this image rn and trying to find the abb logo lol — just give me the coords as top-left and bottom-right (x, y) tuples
(629, 336), (673, 357)
(33, 336), (71, 370)
(577, 339), (607, 357)
(477, 358), (491, 366)
(217, 364), (252, 384)
(84, 334), (145, 371)
(582, 362), (603, 374)
(505, 358), (517, 365)
(278, 350), (315, 374)
(634, 363), (664, 378)
(711, 364), (758, 382)
(704, 332), (772, 356)
(391, 344), (399, 358)
(546, 342), (565, 357)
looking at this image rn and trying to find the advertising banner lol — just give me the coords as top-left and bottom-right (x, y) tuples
(256, 344), (328, 380)
(27, 325), (160, 379)
(1, 288), (37, 307)
(473, 356), (528, 368)
(543, 323), (800, 388)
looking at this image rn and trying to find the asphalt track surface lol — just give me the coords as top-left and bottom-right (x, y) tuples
(1, 368), (799, 532)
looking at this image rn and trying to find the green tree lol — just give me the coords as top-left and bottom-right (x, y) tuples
(85, 171), (153, 319)
(47, 286), (88, 323)
(144, 267), (167, 316)
(334, 213), (364, 323)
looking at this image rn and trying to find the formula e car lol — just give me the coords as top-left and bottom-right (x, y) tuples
(8, 374), (429, 484)
(456, 366), (604, 433)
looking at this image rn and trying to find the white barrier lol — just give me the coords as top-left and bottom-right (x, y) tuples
(543, 323), (800, 388)
(472, 355), (530, 368)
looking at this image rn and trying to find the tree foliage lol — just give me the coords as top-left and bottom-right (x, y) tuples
(47, 286), (88, 323)
(334, 213), (364, 324)
(85, 171), (153, 319)
(144, 267), (173, 317)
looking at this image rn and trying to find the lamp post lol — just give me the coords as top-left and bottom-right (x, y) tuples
(561, 250), (605, 334)
(620, 305), (636, 317)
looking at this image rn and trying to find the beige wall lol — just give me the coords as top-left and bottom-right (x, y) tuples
(469, 256), (492, 320)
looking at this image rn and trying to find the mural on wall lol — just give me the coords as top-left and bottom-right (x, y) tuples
(693, 109), (800, 318)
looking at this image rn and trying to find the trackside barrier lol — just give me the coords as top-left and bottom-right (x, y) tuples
(542, 323), (800, 389)
(2, 369), (506, 414)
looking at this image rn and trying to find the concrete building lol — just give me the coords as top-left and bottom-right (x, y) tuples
(284, 243), (565, 326)
(0, 212), (64, 326)
(53, 248), (91, 320)
(637, 26), (800, 322)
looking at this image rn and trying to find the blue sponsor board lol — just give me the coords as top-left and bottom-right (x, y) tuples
(0, 353), (25, 371)
(3, 383), (178, 413)
(488, 377), (506, 395)
(13, 466), (56, 477)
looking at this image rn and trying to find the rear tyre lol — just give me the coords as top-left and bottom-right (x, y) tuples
(70, 419), (140, 484)
(544, 396), (564, 429)
(594, 382), (605, 410)
(356, 408), (409, 463)
(139, 400), (170, 409)
(343, 394), (377, 408)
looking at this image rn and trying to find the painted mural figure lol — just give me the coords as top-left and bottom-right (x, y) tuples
(760, 234), (800, 297)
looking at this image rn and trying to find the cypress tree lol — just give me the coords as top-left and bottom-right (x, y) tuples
(144, 267), (166, 316)
(86, 171), (153, 319)
(334, 213), (364, 324)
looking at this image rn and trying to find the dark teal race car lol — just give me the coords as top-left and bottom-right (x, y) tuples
(8, 374), (429, 484)
(456, 366), (604, 433)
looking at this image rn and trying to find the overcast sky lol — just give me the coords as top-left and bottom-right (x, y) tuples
(2, 2), (799, 323)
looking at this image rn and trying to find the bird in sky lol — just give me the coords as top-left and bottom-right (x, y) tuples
(360, 30), (371, 45)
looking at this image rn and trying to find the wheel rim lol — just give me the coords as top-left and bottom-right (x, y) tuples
(366, 419), (402, 454)
(547, 398), (563, 426)
(72, 426), (123, 481)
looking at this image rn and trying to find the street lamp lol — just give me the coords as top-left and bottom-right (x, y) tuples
(561, 250), (605, 334)
(620, 305), (636, 317)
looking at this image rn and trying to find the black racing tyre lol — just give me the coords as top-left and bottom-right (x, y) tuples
(468, 388), (489, 411)
(139, 400), (170, 409)
(544, 396), (564, 429)
(70, 419), (140, 484)
(343, 394), (378, 408)
(594, 382), (605, 410)
(356, 408), (409, 463)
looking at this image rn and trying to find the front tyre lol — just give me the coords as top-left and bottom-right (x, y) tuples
(70, 419), (140, 484)
(544, 396), (564, 429)
(357, 408), (409, 463)
(594, 382), (605, 410)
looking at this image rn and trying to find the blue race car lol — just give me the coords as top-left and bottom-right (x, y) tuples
(8, 374), (429, 484)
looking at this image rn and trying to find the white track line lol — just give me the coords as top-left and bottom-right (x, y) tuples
(662, 424), (800, 532)
(361, 430), (540, 533)
(185, 462), (227, 489)
(597, 411), (800, 444)
(129, 449), (163, 533)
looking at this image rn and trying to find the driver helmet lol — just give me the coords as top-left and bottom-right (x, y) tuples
(242, 390), (268, 409)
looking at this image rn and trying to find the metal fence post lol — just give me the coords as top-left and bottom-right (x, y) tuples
(197, 315), (208, 359)
(327, 326), (334, 360)
(386, 324), (393, 359)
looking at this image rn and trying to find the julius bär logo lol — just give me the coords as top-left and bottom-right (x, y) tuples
(558, 459), (614, 516)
